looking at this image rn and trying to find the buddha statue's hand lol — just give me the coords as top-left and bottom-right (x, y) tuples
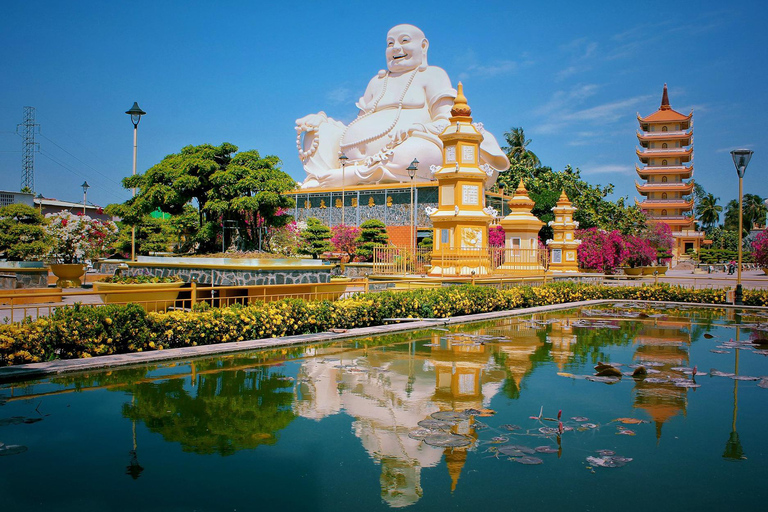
(295, 112), (329, 132)
(388, 123), (424, 146)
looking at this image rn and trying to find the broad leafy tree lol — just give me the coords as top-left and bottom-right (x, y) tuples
(108, 143), (296, 253)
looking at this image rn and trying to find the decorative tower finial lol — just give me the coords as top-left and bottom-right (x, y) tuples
(660, 83), (670, 110)
(451, 82), (472, 118)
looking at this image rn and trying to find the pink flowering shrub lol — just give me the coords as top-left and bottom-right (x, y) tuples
(576, 228), (627, 273)
(752, 230), (768, 267)
(489, 225), (505, 248)
(623, 235), (656, 267)
(643, 222), (674, 263)
(330, 224), (362, 256)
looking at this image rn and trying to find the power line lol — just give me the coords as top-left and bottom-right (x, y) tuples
(38, 150), (126, 203)
(38, 133), (125, 189)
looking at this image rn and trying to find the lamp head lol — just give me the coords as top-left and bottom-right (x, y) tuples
(338, 152), (348, 165)
(406, 158), (419, 178)
(125, 102), (146, 127)
(731, 149), (753, 178)
(81, 181), (90, 193)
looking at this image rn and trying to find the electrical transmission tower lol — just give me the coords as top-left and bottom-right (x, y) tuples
(17, 106), (39, 193)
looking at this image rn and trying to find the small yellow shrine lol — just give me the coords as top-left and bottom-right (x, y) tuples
(546, 190), (581, 273)
(496, 180), (546, 274)
(429, 83), (494, 276)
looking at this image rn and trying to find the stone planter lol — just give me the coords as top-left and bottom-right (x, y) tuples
(623, 267), (643, 277)
(653, 265), (668, 275)
(641, 266), (656, 275)
(50, 263), (86, 288)
(93, 281), (182, 312)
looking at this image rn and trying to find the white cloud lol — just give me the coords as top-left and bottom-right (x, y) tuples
(326, 87), (354, 105)
(580, 164), (634, 176)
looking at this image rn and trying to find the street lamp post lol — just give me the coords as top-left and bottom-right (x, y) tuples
(406, 159), (419, 253)
(339, 152), (348, 226)
(730, 149), (754, 305)
(81, 181), (90, 215)
(126, 102), (146, 261)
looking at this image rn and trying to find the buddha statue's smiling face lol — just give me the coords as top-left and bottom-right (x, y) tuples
(386, 24), (428, 73)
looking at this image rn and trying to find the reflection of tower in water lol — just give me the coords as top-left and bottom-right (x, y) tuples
(293, 336), (505, 506)
(632, 317), (692, 440)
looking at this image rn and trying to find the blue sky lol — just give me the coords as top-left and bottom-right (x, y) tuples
(1, 0), (766, 212)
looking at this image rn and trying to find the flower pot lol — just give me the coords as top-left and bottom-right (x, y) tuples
(623, 267), (643, 277)
(641, 266), (656, 275)
(654, 265), (668, 275)
(93, 281), (182, 312)
(50, 263), (86, 288)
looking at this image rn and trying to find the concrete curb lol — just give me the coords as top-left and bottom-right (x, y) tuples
(1, 298), (764, 384)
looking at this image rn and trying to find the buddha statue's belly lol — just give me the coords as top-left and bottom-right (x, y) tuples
(341, 107), (433, 159)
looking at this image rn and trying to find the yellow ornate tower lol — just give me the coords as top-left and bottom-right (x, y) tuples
(636, 84), (703, 260)
(429, 83), (494, 276)
(546, 190), (581, 273)
(496, 180), (546, 274)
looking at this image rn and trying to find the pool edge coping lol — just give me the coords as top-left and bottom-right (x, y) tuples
(1, 299), (764, 384)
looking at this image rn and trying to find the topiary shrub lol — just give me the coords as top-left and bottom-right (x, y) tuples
(355, 219), (390, 261)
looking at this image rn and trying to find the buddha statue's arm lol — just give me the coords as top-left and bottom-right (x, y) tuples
(389, 67), (455, 144)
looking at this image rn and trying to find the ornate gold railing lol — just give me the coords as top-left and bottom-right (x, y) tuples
(373, 246), (548, 275)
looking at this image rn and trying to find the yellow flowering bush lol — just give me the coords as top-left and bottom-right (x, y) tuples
(0, 282), (764, 366)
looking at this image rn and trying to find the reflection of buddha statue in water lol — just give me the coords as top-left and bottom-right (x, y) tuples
(296, 24), (510, 189)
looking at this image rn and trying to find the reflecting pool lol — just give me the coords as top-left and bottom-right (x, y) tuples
(2, 304), (768, 511)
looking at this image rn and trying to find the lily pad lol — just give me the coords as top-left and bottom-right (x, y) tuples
(674, 381), (701, 388)
(586, 376), (621, 384)
(422, 433), (472, 447)
(571, 416), (589, 422)
(535, 446), (559, 454)
(731, 375), (759, 381)
(513, 456), (543, 465)
(499, 424), (521, 431)
(508, 444), (536, 454)
(418, 419), (454, 430)
(587, 455), (632, 468)
(0, 444), (28, 456)
(498, 445), (525, 456)
(595, 449), (615, 456)
(408, 429), (436, 440)
(431, 411), (468, 422)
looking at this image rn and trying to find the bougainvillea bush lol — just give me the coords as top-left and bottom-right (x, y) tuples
(576, 228), (627, 273)
(330, 224), (361, 256)
(623, 235), (657, 267)
(489, 225), (505, 248)
(752, 230), (768, 267)
(643, 222), (674, 263)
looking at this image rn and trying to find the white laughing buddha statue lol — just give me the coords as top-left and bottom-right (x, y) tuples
(296, 24), (510, 189)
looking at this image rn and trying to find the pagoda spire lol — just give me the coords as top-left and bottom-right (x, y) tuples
(660, 83), (670, 110)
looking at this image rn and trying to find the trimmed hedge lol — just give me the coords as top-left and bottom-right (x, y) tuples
(2, 282), (767, 366)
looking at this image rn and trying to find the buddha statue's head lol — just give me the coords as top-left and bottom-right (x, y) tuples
(386, 24), (428, 73)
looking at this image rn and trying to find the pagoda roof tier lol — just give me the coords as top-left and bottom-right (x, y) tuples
(646, 215), (695, 227)
(637, 198), (694, 209)
(635, 181), (694, 195)
(637, 129), (692, 141)
(636, 164), (693, 179)
(636, 147), (693, 161)
(637, 109), (693, 124)
(637, 84), (693, 125)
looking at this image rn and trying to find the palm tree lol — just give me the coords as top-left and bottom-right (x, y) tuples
(696, 193), (722, 230)
(502, 127), (540, 167)
(724, 194), (767, 236)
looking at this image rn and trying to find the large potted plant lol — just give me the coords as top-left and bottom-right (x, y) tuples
(45, 211), (90, 287)
(93, 274), (183, 312)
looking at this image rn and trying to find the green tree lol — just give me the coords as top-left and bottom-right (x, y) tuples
(112, 216), (175, 256)
(706, 227), (740, 251)
(110, 143), (295, 253)
(696, 193), (723, 230)
(502, 127), (540, 168)
(724, 194), (766, 235)
(300, 217), (332, 258)
(0, 204), (50, 261)
(355, 219), (390, 261)
(497, 164), (646, 240)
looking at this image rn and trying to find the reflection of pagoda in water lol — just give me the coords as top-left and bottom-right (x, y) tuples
(293, 337), (505, 507)
(632, 317), (692, 440)
(546, 315), (578, 370)
(488, 317), (548, 392)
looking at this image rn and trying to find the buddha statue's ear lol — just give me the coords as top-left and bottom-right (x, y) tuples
(419, 38), (429, 71)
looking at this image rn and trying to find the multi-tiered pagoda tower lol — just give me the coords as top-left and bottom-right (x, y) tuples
(636, 84), (703, 260)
